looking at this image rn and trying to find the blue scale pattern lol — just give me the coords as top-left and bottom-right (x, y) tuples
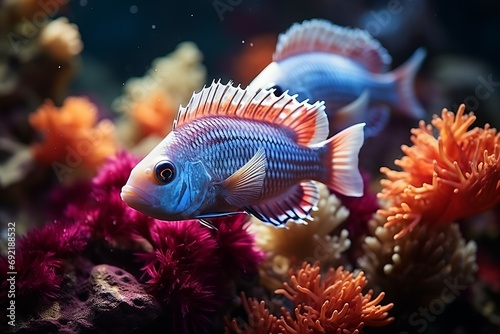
(175, 116), (326, 199)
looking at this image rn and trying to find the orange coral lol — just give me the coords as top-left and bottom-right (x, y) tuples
(225, 296), (280, 334)
(378, 104), (500, 238)
(29, 97), (117, 179)
(226, 262), (393, 333)
(130, 90), (176, 137)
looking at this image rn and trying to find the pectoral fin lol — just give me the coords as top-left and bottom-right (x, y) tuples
(222, 147), (266, 207)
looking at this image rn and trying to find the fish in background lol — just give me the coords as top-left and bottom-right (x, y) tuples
(248, 19), (426, 137)
(121, 81), (365, 227)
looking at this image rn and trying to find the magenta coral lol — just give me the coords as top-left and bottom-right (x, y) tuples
(137, 220), (222, 333)
(137, 215), (263, 333)
(91, 151), (140, 192)
(66, 151), (156, 247)
(336, 170), (379, 238)
(1, 150), (264, 333)
(211, 214), (264, 275)
(0, 220), (88, 311)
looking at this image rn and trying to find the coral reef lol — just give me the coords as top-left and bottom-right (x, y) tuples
(69, 151), (153, 249)
(335, 170), (380, 241)
(378, 104), (500, 238)
(1, 95), (117, 188)
(358, 214), (477, 309)
(12, 263), (162, 334)
(0, 1), (82, 110)
(137, 215), (262, 333)
(249, 183), (351, 290)
(137, 220), (224, 333)
(1, 152), (263, 334)
(28, 97), (118, 182)
(113, 42), (206, 146)
(38, 17), (83, 62)
(0, 219), (88, 312)
(2, 2), (499, 332)
(226, 262), (394, 333)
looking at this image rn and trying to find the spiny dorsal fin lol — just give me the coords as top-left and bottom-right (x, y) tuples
(174, 80), (329, 145)
(273, 19), (392, 73)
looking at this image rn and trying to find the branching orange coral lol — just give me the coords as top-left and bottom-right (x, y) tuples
(130, 90), (176, 137)
(226, 262), (393, 333)
(249, 183), (351, 291)
(225, 296), (279, 334)
(29, 97), (117, 180)
(114, 42), (205, 141)
(378, 104), (500, 238)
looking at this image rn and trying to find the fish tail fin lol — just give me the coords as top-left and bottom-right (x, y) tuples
(391, 48), (427, 119)
(318, 123), (365, 196)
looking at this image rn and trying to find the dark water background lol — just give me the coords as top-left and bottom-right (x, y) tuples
(67, 0), (500, 124)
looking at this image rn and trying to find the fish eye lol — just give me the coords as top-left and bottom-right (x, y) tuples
(269, 85), (284, 96)
(154, 161), (176, 184)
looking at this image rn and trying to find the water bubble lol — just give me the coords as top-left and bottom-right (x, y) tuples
(130, 5), (138, 14)
(152, 24), (156, 29)
(80, 0), (87, 6)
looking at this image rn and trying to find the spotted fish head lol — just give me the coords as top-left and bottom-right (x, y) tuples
(121, 135), (211, 220)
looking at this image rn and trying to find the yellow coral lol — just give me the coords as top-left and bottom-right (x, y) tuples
(250, 183), (349, 260)
(114, 42), (206, 140)
(39, 17), (83, 61)
(249, 183), (351, 290)
(358, 214), (477, 308)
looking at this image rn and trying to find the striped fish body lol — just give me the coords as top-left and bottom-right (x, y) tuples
(121, 81), (365, 227)
(249, 19), (426, 137)
(274, 53), (397, 111)
(173, 116), (325, 208)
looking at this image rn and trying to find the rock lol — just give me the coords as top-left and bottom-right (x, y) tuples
(12, 261), (161, 334)
(89, 264), (161, 332)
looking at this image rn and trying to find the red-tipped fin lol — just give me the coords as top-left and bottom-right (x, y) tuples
(315, 123), (365, 196)
(175, 80), (329, 145)
(274, 19), (392, 73)
(244, 181), (319, 227)
(391, 48), (427, 119)
(222, 147), (266, 207)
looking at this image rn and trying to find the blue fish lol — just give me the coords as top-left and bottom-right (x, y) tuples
(121, 81), (365, 227)
(248, 19), (426, 137)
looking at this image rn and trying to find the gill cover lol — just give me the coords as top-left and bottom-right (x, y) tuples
(162, 161), (212, 220)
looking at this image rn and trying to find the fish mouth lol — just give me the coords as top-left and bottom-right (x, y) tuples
(121, 185), (159, 208)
